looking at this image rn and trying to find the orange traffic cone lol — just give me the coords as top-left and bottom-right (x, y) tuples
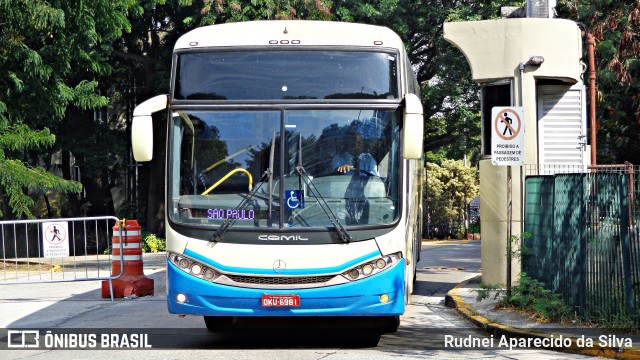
(101, 219), (154, 298)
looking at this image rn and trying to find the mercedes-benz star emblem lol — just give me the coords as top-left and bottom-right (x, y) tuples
(273, 259), (286, 273)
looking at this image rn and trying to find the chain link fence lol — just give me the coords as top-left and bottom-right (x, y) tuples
(524, 164), (639, 327)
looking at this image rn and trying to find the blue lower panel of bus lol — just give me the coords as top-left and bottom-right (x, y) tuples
(167, 261), (405, 317)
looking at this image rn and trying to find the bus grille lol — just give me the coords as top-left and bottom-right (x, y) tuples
(226, 274), (335, 285)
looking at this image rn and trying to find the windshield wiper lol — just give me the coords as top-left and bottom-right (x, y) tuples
(211, 133), (276, 242)
(211, 132), (352, 243)
(295, 134), (352, 243)
(268, 131), (276, 222)
(210, 171), (268, 242)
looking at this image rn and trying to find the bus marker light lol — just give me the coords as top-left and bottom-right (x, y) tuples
(380, 294), (389, 303)
(406, 259), (410, 265)
(176, 293), (187, 303)
(203, 268), (216, 280)
(348, 269), (359, 279)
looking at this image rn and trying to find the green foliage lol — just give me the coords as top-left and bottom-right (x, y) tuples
(474, 273), (575, 323)
(0, 128), (82, 218)
(508, 231), (533, 261)
(557, 0), (640, 164)
(2, 0), (636, 223)
(425, 159), (478, 230)
(447, 1), (523, 22)
(0, 0), (136, 218)
(333, 0), (506, 161)
(0, 125), (55, 151)
(159, 0), (332, 28)
(596, 309), (637, 331)
(472, 282), (503, 302)
(0, 0), (506, 225)
(474, 233), (576, 323)
(141, 232), (167, 253)
(500, 273), (575, 323)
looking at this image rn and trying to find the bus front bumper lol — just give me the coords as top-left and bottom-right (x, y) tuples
(166, 261), (406, 317)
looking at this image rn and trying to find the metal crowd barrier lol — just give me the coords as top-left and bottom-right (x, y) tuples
(0, 216), (124, 301)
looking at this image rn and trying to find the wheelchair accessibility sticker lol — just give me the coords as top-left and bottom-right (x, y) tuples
(286, 190), (304, 210)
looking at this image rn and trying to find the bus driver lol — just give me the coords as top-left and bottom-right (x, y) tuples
(332, 131), (379, 176)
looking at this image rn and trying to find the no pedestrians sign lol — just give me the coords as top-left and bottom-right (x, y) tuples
(491, 107), (524, 166)
(42, 221), (70, 258)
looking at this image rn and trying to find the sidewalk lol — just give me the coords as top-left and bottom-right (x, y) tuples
(446, 275), (640, 359)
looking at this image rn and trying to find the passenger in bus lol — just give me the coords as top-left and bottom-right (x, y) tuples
(332, 131), (379, 176)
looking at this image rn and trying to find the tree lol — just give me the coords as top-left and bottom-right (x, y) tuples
(0, 1), (136, 218)
(112, 0), (333, 235)
(557, 0), (640, 164)
(333, 0), (514, 163)
(122, 0), (507, 233)
(0, 1), (508, 223)
(425, 159), (478, 238)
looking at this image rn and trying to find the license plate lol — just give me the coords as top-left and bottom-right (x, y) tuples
(261, 294), (300, 307)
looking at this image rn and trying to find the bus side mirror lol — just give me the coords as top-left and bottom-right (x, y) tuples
(131, 95), (168, 162)
(402, 93), (424, 159)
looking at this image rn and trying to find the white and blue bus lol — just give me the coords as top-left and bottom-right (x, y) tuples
(131, 20), (424, 333)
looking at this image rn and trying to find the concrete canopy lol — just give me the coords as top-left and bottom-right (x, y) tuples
(443, 18), (582, 84)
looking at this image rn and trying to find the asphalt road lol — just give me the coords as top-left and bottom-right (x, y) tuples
(0, 241), (593, 359)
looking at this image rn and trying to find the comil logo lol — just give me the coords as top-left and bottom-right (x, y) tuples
(7, 330), (40, 348)
(258, 235), (309, 241)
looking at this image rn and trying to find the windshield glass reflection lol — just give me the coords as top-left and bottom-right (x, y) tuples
(169, 109), (400, 230)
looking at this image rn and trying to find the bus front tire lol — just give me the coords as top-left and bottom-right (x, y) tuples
(379, 316), (400, 334)
(204, 316), (234, 332)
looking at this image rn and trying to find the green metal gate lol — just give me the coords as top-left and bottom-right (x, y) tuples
(524, 167), (640, 326)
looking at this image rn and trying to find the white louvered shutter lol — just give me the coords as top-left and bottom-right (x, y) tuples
(537, 84), (587, 169)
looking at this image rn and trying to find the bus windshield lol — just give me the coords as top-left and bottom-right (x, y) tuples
(174, 50), (398, 101)
(169, 109), (401, 230)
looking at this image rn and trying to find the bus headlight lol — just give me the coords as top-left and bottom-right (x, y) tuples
(169, 252), (221, 282)
(347, 269), (360, 280)
(340, 252), (402, 282)
(362, 264), (374, 276)
(191, 263), (202, 275)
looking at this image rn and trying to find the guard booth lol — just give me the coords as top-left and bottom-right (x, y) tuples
(443, 5), (589, 284)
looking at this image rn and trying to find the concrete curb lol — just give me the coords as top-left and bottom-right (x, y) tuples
(445, 276), (640, 359)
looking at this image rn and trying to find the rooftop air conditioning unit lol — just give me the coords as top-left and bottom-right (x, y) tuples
(526, 0), (556, 18)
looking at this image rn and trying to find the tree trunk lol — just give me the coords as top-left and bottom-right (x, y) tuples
(61, 149), (80, 216)
(0, 187), (12, 220)
(79, 170), (110, 216)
